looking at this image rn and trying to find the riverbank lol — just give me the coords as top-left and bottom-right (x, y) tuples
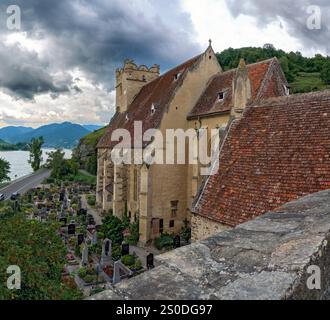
(0, 149), (72, 181)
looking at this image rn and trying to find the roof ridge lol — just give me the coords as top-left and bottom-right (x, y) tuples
(141, 53), (204, 88)
(219, 57), (276, 75)
(252, 89), (330, 108)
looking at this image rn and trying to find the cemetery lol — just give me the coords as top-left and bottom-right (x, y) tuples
(9, 180), (151, 298)
(0, 172), (190, 299)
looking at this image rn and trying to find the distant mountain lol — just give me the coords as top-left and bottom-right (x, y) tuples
(82, 125), (103, 132)
(0, 126), (33, 143)
(0, 122), (90, 149)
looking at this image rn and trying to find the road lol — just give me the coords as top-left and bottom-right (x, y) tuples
(0, 168), (51, 200)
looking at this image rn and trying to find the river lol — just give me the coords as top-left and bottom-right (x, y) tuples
(0, 149), (72, 181)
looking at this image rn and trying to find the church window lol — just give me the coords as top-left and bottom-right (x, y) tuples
(159, 219), (164, 234)
(174, 72), (182, 81)
(171, 200), (179, 218)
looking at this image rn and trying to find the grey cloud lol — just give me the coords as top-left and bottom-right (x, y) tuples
(225, 0), (330, 54)
(0, 42), (71, 99)
(0, 0), (200, 99)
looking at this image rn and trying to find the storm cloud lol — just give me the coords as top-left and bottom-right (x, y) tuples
(0, 0), (200, 100)
(225, 0), (330, 54)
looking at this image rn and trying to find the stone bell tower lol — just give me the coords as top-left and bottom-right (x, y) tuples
(115, 59), (160, 113)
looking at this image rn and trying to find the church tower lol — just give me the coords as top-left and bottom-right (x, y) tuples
(115, 60), (160, 113)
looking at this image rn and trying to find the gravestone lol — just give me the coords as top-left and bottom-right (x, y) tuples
(92, 231), (98, 245)
(88, 216), (95, 225)
(59, 192), (65, 202)
(146, 253), (155, 270)
(78, 208), (87, 216)
(122, 243), (130, 256)
(173, 235), (181, 249)
(68, 223), (76, 236)
(100, 239), (112, 268)
(113, 261), (133, 285)
(59, 217), (67, 226)
(81, 244), (89, 267)
(77, 234), (84, 246)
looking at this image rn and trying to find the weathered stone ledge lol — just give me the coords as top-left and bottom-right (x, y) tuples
(90, 190), (330, 300)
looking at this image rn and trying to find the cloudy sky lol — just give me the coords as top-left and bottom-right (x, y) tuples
(0, 0), (328, 128)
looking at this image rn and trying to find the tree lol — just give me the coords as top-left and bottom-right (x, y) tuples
(28, 137), (44, 172)
(46, 149), (79, 179)
(0, 213), (82, 300)
(321, 61), (330, 85)
(0, 158), (10, 183)
(46, 149), (66, 179)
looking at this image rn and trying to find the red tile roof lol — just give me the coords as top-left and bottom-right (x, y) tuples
(97, 54), (203, 149)
(195, 90), (330, 227)
(188, 58), (287, 119)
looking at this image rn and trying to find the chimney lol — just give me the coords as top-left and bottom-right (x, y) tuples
(231, 59), (252, 118)
(115, 60), (160, 113)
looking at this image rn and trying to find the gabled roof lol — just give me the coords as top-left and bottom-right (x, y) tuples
(97, 54), (203, 149)
(195, 90), (330, 227)
(188, 58), (288, 119)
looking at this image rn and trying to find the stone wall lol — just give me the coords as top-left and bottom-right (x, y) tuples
(191, 213), (231, 242)
(90, 189), (330, 300)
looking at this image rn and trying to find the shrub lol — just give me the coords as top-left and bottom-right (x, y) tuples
(126, 219), (140, 245)
(321, 61), (330, 85)
(111, 245), (122, 261)
(78, 267), (87, 278)
(83, 275), (95, 284)
(134, 259), (142, 271)
(154, 233), (174, 251)
(87, 195), (96, 206)
(121, 255), (135, 267)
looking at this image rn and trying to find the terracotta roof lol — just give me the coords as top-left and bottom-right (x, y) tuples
(97, 54), (203, 149)
(195, 90), (330, 227)
(188, 58), (287, 119)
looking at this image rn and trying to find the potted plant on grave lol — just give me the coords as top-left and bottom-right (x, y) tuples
(78, 266), (99, 285)
(103, 266), (113, 277)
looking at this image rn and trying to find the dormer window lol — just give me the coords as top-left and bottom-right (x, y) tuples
(218, 91), (225, 101)
(125, 113), (129, 121)
(284, 85), (290, 96)
(151, 104), (156, 114)
(174, 72), (182, 81)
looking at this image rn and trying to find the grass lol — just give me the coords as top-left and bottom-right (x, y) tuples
(291, 72), (330, 94)
(81, 127), (107, 147)
(69, 172), (97, 185)
(43, 171), (97, 186)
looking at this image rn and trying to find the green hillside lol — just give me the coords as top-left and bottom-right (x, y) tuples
(73, 126), (108, 175)
(80, 126), (107, 147)
(216, 45), (330, 94)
